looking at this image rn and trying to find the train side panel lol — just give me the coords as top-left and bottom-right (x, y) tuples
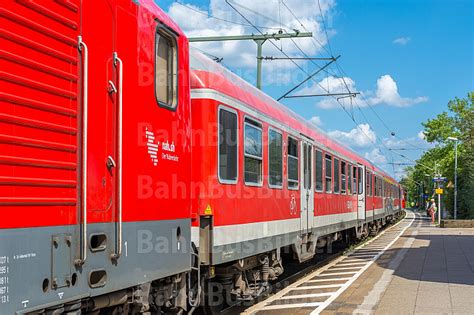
(0, 1), (191, 313)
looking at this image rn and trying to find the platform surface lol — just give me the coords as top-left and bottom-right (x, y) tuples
(324, 212), (474, 314)
(243, 211), (474, 314)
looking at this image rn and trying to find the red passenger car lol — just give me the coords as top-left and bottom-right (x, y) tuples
(190, 50), (403, 301)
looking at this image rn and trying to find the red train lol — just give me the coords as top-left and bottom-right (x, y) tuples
(0, 0), (404, 313)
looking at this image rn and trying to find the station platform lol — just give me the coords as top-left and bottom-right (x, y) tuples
(243, 211), (474, 314)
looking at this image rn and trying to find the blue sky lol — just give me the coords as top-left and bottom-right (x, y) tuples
(156, 0), (473, 178)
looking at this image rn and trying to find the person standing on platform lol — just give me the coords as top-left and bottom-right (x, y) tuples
(428, 198), (437, 223)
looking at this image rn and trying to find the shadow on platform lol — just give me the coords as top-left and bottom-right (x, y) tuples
(373, 214), (474, 286)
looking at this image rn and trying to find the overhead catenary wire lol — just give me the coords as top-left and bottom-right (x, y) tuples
(225, 0), (400, 177)
(225, 1), (338, 97)
(317, 0), (334, 56)
(310, 1), (429, 163)
(279, 1), (395, 168)
(292, 1), (405, 176)
(280, 0), (332, 56)
(175, 0), (284, 31)
(279, 2), (357, 100)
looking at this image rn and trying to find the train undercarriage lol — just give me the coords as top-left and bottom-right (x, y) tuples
(27, 212), (403, 315)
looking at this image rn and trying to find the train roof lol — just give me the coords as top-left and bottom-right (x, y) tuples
(141, 0), (186, 38)
(189, 49), (397, 184)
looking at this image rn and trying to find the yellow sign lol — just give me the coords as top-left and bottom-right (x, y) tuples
(436, 188), (443, 194)
(204, 204), (213, 215)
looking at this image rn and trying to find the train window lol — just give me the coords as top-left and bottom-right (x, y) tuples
(268, 128), (283, 188)
(303, 144), (312, 189)
(346, 163), (352, 195)
(244, 118), (263, 185)
(334, 158), (340, 193)
(218, 107), (238, 183)
(155, 26), (178, 109)
(358, 167), (363, 195)
(315, 149), (323, 192)
(366, 172), (372, 196)
(325, 154), (332, 193)
(374, 176), (377, 197)
(341, 161), (347, 194)
(379, 177), (382, 197)
(287, 137), (299, 189)
(352, 166), (357, 195)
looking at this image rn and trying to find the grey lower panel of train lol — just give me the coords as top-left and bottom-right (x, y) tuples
(0, 219), (191, 314)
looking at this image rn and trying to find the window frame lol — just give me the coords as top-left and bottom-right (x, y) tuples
(315, 149), (324, 192)
(268, 127), (283, 189)
(333, 157), (340, 194)
(154, 23), (179, 110)
(341, 160), (347, 194)
(358, 166), (363, 195)
(325, 153), (333, 193)
(352, 165), (357, 195)
(243, 117), (263, 187)
(302, 143), (312, 190)
(217, 105), (239, 185)
(287, 135), (299, 190)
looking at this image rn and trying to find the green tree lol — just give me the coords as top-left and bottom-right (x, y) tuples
(402, 93), (474, 218)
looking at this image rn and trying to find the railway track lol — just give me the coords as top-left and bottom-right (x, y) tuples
(220, 211), (407, 315)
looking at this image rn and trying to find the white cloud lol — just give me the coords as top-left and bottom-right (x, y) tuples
(297, 76), (356, 109)
(328, 123), (376, 148)
(393, 37), (411, 45)
(364, 148), (387, 164)
(366, 75), (428, 107)
(308, 116), (323, 127)
(301, 74), (427, 109)
(417, 130), (426, 140)
(383, 132), (433, 151)
(168, 0), (336, 78)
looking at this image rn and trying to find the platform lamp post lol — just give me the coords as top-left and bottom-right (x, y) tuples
(447, 137), (459, 219)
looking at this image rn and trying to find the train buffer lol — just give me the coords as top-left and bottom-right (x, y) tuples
(243, 210), (474, 314)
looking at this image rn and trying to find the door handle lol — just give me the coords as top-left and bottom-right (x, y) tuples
(111, 52), (123, 261)
(76, 36), (88, 266)
(106, 155), (116, 172)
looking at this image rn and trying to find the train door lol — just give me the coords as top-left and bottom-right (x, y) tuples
(300, 140), (314, 233)
(79, 0), (117, 264)
(357, 165), (366, 220)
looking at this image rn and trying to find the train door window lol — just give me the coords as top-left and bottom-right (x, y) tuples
(268, 128), (283, 188)
(325, 154), (332, 193)
(379, 177), (382, 197)
(352, 166), (357, 195)
(287, 136), (299, 189)
(358, 167), (363, 195)
(379, 177), (382, 196)
(371, 172), (374, 196)
(303, 144), (312, 189)
(244, 118), (263, 185)
(346, 164), (350, 194)
(341, 161), (347, 194)
(366, 172), (372, 196)
(155, 26), (178, 109)
(374, 176), (378, 197)
(334, 158), (340, 193)
(315, 149), (323, 192)
(218, 107), (238, 183)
